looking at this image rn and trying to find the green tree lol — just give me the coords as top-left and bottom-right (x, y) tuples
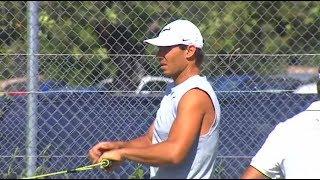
(1, 2), (320, 82)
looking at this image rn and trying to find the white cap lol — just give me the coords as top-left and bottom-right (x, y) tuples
(144, 19), (203, 49)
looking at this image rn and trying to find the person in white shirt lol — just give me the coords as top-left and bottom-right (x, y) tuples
(241, 100), (320, 179)
(88, 19), (221, 178)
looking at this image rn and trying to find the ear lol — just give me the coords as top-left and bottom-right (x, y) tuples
(185, 45), (197, 59)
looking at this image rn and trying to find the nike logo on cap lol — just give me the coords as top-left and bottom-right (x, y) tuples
(182, 39), (189, 41)
(161, 28), (171, 32)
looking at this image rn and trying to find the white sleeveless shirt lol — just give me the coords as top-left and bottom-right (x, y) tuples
(150, 75), (221, 179)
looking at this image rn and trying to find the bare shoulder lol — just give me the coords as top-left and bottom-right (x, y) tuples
(178, 88), (215, 135)
(179, 88), (212, 108)
(177, 88), (214, 121)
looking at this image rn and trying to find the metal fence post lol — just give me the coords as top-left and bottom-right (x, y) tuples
(26, 1), (40, 177)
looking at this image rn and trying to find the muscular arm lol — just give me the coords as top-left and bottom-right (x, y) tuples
(112, 89), (213, 166)
(241, 166), (269, 179)
(89, 123), (154, 164)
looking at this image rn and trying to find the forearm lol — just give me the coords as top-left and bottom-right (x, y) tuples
(91, 126), (153, 164)
(118, 123), (154, 149)
(120, 140), (183, 166)
(118, 135), (152, 149)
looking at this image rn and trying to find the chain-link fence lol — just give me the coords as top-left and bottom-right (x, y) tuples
(1, 1), (320, 179)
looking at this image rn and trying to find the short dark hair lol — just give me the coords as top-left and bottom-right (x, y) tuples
(178, 44), (204, 66)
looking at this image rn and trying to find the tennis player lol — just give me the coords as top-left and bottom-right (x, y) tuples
(88, 19), (221, 178)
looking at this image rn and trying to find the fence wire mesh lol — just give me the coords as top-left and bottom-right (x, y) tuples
(1, 1), (320, 179)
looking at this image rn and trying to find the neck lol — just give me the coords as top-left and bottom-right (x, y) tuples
(173, 66), (200, 85)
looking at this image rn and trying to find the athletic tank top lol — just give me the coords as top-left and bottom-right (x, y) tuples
(150, 75), (221, 179)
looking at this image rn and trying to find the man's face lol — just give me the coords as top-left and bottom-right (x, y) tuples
(156, 45), (187, 78)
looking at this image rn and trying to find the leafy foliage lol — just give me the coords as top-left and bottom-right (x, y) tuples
(1, 2), (320, 84)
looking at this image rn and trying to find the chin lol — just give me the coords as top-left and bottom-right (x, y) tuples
(162, 71), (171, 77)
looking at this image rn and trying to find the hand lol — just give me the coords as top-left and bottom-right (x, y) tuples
(98, 149), (125, 171)
(88, 141), (121, 164)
